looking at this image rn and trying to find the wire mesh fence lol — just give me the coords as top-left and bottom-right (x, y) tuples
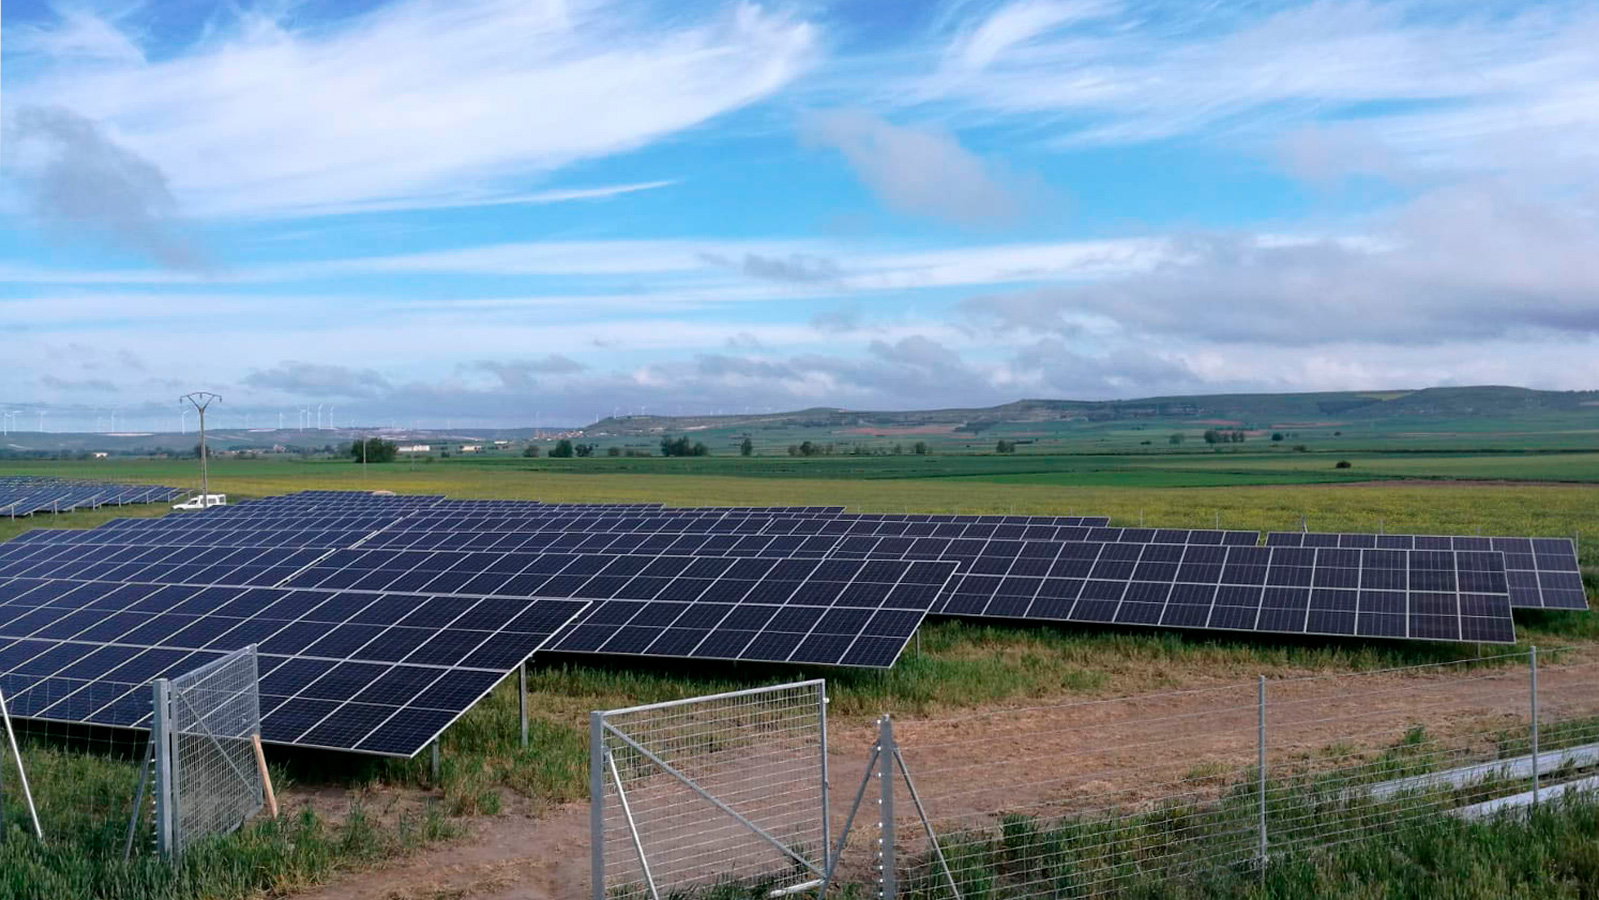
(775, 648), (1599, 899)
(157, 644), (264, 856)
(591, 680), (829, 899)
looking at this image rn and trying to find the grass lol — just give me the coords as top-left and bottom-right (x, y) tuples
(0, 738), (456, 900)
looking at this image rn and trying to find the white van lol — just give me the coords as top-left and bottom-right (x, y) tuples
(172, 493), (227, 510)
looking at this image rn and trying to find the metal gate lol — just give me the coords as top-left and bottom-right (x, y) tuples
(591, 680), (830, 899)
(152, 644), (265, 856)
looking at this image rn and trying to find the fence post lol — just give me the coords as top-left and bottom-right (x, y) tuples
(153, 678), (174, 857)
(819, 686), (831, 872)
(879, 715), (897, 900)
(1257, 675), (1267, 867)
(590, 711), (605, 900)
(1530, 646), (1540, 807)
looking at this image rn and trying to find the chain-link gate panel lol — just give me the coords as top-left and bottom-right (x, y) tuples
(156, 644), (264, 855)
(592, 680), (829, 899)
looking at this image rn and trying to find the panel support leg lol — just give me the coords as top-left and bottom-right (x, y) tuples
(519, 664), (529, 751)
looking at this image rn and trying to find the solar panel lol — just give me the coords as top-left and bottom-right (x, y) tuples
(0, 476), (182, 517)
(0, 576), (588, 756)
(936, 543), (1515, 643)
(1266, 533), (1586, 610)
(543, 558), (958, 667)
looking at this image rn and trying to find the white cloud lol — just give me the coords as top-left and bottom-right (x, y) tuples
(7, 1), (814, 218)
(944, 0), (1112, 72)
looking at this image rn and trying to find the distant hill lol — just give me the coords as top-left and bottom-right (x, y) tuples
(587, 386), (1599, 435)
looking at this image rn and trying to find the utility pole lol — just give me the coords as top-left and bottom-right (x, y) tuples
(181, 393), (221, 504)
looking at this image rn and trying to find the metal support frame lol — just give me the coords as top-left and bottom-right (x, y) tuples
(518, 664), (529, 751)
(430, 740), (441, 782)
(153, 678), (175, 856)
(1531, 646), (1540, 806)
(0, 686), (43, 841)
(1257, 675), (1268, 865)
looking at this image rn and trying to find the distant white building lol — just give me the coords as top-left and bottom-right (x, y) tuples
(397, 444), (432, 453)
(91, 451), (109, 459)
(459, 444), (481, 453)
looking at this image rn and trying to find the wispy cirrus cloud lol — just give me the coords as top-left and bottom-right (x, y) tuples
(7, 0), (814, 218)
(904, 0), (1599, 176)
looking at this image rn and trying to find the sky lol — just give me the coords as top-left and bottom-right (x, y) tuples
(2, 0), (1598, 431)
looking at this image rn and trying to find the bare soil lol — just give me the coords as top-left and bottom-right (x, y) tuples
(290, 660), (1599, 900)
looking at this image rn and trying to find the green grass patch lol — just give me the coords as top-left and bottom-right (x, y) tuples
(0, 738), (456, 900)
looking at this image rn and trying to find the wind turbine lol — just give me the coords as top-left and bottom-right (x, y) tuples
(316, 404), (323, 430)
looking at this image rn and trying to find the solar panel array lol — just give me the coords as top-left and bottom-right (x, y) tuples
(1267, 533), (1587, 611)
(0, 578), (586, 753)
(936, 543), (1515, 643)
(0, 476), (182, 517)
(0, 490), (1582, 757)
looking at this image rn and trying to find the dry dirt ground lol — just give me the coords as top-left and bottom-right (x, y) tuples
(292, 660), (1599, 900)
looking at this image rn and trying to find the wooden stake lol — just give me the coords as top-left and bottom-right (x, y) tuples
(252, 734), (279, 819)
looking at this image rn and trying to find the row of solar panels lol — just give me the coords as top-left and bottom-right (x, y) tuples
(0, 490), (1585, 758)
(0, 476), (183, 517)
(38, 499), (1584, 612)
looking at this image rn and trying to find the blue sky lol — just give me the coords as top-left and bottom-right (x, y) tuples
(3, 0), (1599, 430)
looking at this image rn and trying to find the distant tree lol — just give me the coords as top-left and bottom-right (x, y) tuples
(912, 441), (929, 455)
(740, 436), (754, 457)
(1333, 430), (1343, 436)
(1139, 440), (1152, 445)
(1168, 433), (1185, 445)
(523, 444), (541, 458)
(550, 439), (575, 458)
(660, 435), (710, 457)
(799, 440), (816, 457)
(787, 444), (801, 457)
(1335, 459), (1353, 469)
(574, 443), (597, 458)
(892, 443), (904, 455)
(349, 437), (397, 464)
(1203, 429), (1221, 445)
(995, 439), (1016, 454)
(193, 443), (205, 459)
(1293, 444), (1308, 452)
(607, 446), (622, 457)
(1231, 431), (1246, 443)
(1271, 432), (1284, 442)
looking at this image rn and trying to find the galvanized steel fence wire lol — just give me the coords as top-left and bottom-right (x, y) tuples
(815, 648), (1599, 899)
(159, 645), (263, 855)
(592, 680), (829, 899)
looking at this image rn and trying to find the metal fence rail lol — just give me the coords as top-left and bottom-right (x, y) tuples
(591, 680), (829, 899)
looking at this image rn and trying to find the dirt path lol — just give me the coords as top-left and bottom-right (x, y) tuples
(292, 660), (1599, 900)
